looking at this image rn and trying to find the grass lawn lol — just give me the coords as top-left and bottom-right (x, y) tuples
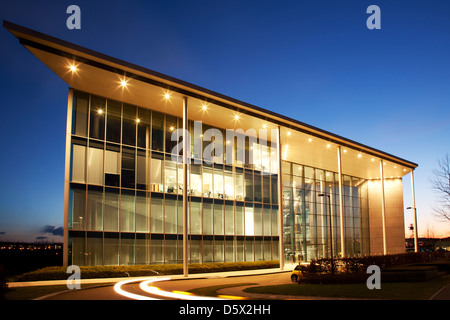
(4, 283), (115, 300)
(244, 274), (450, 300)
(188, 283), (257, 297)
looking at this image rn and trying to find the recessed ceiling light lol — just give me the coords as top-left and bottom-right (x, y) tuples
(69, 64), (77, 72)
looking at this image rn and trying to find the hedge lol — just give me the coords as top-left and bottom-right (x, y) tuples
(14, 260), (280, 282)
(297, 252), (450, 284)
(302, 251), (450, 275)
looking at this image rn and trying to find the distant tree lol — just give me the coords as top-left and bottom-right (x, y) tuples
(431, 154), (450, 223)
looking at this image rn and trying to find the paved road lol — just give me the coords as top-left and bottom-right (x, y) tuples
(38, 272), (292, 300)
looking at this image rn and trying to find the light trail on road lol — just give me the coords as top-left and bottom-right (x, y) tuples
(139, 278), (223, 300)
(113, 277), (170, 300)
(114, 277), (244, 300)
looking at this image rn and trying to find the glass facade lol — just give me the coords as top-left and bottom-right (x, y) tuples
(281, 162), (370, 263)
(68, 90), (371, 266)
(68, 90), (280, 266)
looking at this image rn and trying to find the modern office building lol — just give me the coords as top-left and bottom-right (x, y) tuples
(5, 21), (419, 270)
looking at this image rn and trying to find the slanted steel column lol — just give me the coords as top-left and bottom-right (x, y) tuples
(63, 88), (74, 267)
(411, 170), (418, 252)
(182, 96), (189, 277)
(277, 126), (284, 270)
(337, 146), (345, 258)
(380, 160), (387, 255)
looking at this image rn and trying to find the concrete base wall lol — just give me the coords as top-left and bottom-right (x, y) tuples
(368, 178), (406, 255)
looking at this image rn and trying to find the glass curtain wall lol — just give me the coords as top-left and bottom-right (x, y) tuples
(68, 90), (279, 266)
(281, 161), (370, 264)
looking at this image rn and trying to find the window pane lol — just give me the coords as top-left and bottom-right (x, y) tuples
(164, 159), (177, 193)
(120, 191), (135, 232)
(190, 164), (202, 196)
(120, 236), (135, 265)
(214, 201), (223, 235)
(88, 144), (104, 185)
(225, 204), (234, 235)
(224, 169), (234, 200)
(136, 150), (147, 190)
(151, 112), (164, 151)
(137, 107), (150, 149)
(254, 205), (262, 236)
(89, 96), (105, 140)
(105, 145), (120, 187)
(203, 201), (213, 235)
(71, 144), (86, 183)
(150, 156), (163, 192)
(136, 235), (150, 265)
(245, 204), (255, 236)
(87, 188), (103, 231)
(86, 236), (102, 266)
(121, 147), (135, 189)
(71, 187), (86, 230)
(136, 192), (149, 233)
(235, 169), (244, 201)
(104, 189), (119, 232)
(106, 100), (121, 143)
(104, 235), (119, 265)
(165, 198), (177, 234)
(235, 204), (244, 235)
(165, 115), (177, 153)
(244, 171), (253, 201)
(151, 195), (163, 233)
(150, 239), (163, 264)
(263, 175), (270, 203)
(214, 167), (223, 199)
(122, 104), (136, 146)
(203, 166), (213, 198)
(254, 172), (262, 202)
(190, 199), (201, 234)
(72, 91), (89, 136)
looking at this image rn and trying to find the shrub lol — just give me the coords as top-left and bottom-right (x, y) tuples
(14, 260), (280, 282)
(297, 252), (450, 284)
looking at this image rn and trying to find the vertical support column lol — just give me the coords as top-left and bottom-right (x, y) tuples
(63, 88), (74, 267)
(380, 160), (387, 255)
(276, 126), (284, 270)
(411, 170), (418, 252)
(182, 96), (189, 277)
(337, 146), (345, 258)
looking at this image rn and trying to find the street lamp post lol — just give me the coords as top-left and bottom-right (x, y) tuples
(406, 206), (418, 252)
(318, 193), (334, 273)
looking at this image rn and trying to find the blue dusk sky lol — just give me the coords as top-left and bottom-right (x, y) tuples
(0, 0), (449, 242)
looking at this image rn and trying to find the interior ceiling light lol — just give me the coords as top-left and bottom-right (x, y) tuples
(68, 64), (77, 72)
